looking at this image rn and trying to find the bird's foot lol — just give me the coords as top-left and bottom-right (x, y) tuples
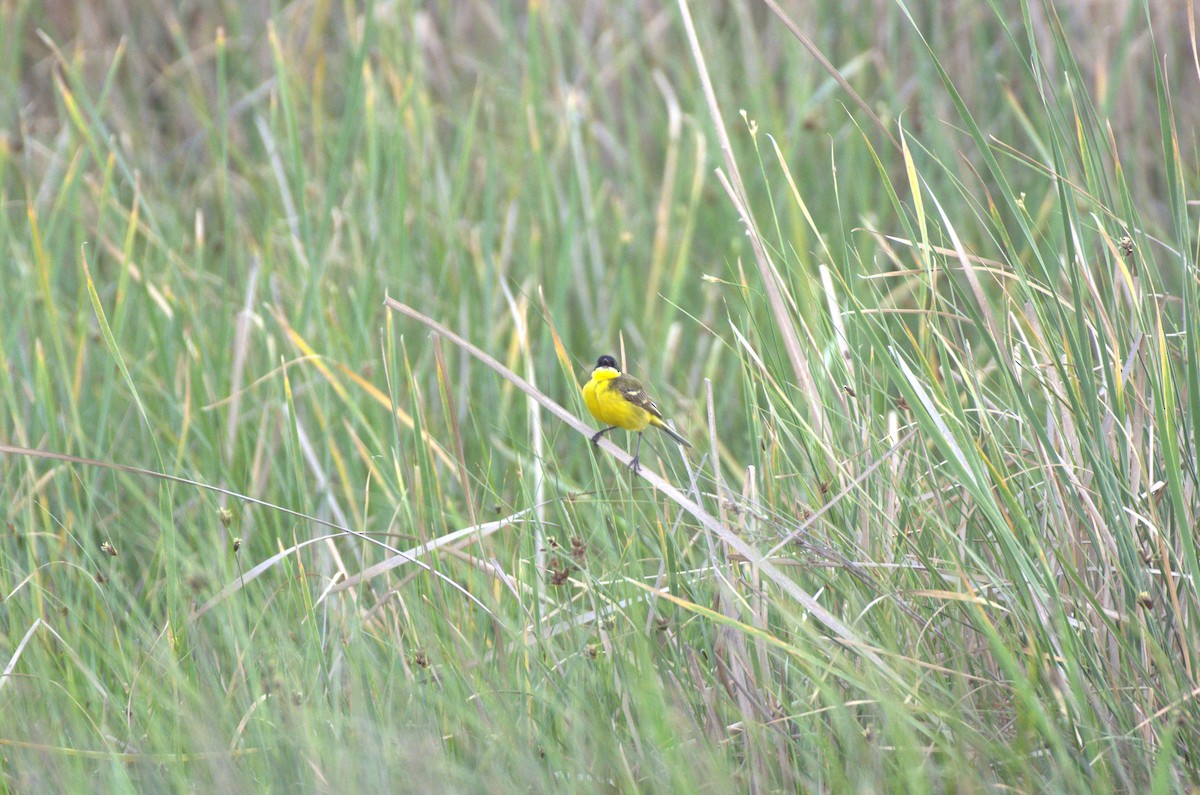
(628, 456), (641, 474)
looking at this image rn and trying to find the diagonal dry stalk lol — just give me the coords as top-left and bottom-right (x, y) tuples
(384, 296), (902, 682)
(759, 0), (901, 154)
(676, 0), (833, 463)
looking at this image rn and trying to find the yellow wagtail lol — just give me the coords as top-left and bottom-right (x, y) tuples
(582, 354), (691, 473)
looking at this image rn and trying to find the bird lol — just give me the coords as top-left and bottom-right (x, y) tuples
(582, 354), (691, 473)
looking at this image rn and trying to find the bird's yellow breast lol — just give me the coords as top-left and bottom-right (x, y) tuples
(583, 367), (652, 432)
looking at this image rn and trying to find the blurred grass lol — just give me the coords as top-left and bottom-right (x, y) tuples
(3, 0), (1200, 791)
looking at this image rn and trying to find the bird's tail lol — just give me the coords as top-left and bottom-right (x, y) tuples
(652, 419), (692, 448)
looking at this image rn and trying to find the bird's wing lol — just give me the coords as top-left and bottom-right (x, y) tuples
(613, 374), (663, 419)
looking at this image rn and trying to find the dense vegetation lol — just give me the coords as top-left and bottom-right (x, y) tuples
(2, 1), (1198, 790)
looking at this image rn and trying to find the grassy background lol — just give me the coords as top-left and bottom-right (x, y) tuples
(3, 0), (1200, 791)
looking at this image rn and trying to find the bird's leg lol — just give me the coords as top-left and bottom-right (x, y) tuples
(591, 426), (617, 446)
(628, 432), (644, 474)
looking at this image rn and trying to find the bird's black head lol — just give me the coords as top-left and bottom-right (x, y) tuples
(595, 354), (618, 370)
